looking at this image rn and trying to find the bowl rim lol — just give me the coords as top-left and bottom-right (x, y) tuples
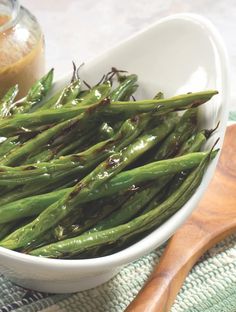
(0, 12), (230, 270)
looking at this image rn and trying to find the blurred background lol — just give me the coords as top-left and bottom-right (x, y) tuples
(21, 0), (236, 107)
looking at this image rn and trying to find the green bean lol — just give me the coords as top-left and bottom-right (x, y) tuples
(53, 116), (181, 239)
(61, 115), (177, 209)
(0, 188), (69, 224)
(145, 150), (212, 228)
(87, 185), (157, 236)
(0, 100), (106, 137)
(0, 136), (19, 158)
(0, 113), (151, 204)
(0, 146), (217, 211)
(0, 115), (155, 217)
(0, 165), (84, 206)
(0, 112), (154, 181)
(0, 69), (219, 259)
(104, 144), (213, 256)
(153, 92), (164, 100)
(11, 69), (54, 114)
(0, 222), (16, 240)
(53, 193), (131, 241)
(0, 115), (177, 249)
(76, 81), (111, 106)
(89, 184), (158, 232)
(0, 186), (75, 224)
(97, 148), (214, 256)
(76, 90), (90, 102)
(0, 118), (83, 166)
(110, 74), (138, 101)
(163, 131), (209, 199)
(98, 123), (114, 140)
(0, 148), (217, 250)
(0, 85), (19, 117)
(110, 90), (217, 113)
(153, 108), (198, 160)
(0, 166), (84, 206)
(131, 108), (192, 167)
(24, 149), (54, 164)
(90, 127), (208, 230)
(0, 76), (54, 159)
(0, 101), (103, 166)
(121, 85), (138, 101)
(41, 123), (100, 160)
(144, 130), (210, 214)
(89, 150), (218, 202)
(55, 129), (97, 157)
(48, 120), (97, 150)
(35, 78), (82, 111)
(36, 91), (61, 111)
(178, 131), (207, 155)
(29, 149), (215, 258)
(0, 218), (35, 241)
(51, 80), (81, 109)
(0, 71), (53, 156)
(0, 90), (217, 136)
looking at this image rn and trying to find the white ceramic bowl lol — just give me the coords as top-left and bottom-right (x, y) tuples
(0, 13), (230, 293)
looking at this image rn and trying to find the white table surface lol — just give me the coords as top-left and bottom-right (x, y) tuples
(21, 0), (236, 109)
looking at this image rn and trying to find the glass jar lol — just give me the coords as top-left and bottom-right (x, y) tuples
(0, 0), (45, 99)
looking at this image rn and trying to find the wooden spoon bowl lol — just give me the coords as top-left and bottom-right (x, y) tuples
(126, 124), (236, 312)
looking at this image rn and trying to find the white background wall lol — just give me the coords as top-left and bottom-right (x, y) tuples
(21, 0), (236, 108)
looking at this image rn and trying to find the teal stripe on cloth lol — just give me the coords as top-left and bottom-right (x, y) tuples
(0, 112), (235, 312)
(229, 111), (236, 121)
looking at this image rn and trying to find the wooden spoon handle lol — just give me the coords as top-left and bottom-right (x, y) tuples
(125, 217), (235, 312)
(126, 125), (236, 312)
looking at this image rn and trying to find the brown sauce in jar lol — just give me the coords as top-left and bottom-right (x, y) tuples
(0, 14), (45, 99)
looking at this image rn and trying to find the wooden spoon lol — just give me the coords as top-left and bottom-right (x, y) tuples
(126, 124), (236, 312)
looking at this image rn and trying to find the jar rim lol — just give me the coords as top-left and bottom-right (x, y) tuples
(0, 0), (20, 33)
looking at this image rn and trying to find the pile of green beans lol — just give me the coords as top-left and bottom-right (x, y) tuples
(0, 66), (219, 259)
